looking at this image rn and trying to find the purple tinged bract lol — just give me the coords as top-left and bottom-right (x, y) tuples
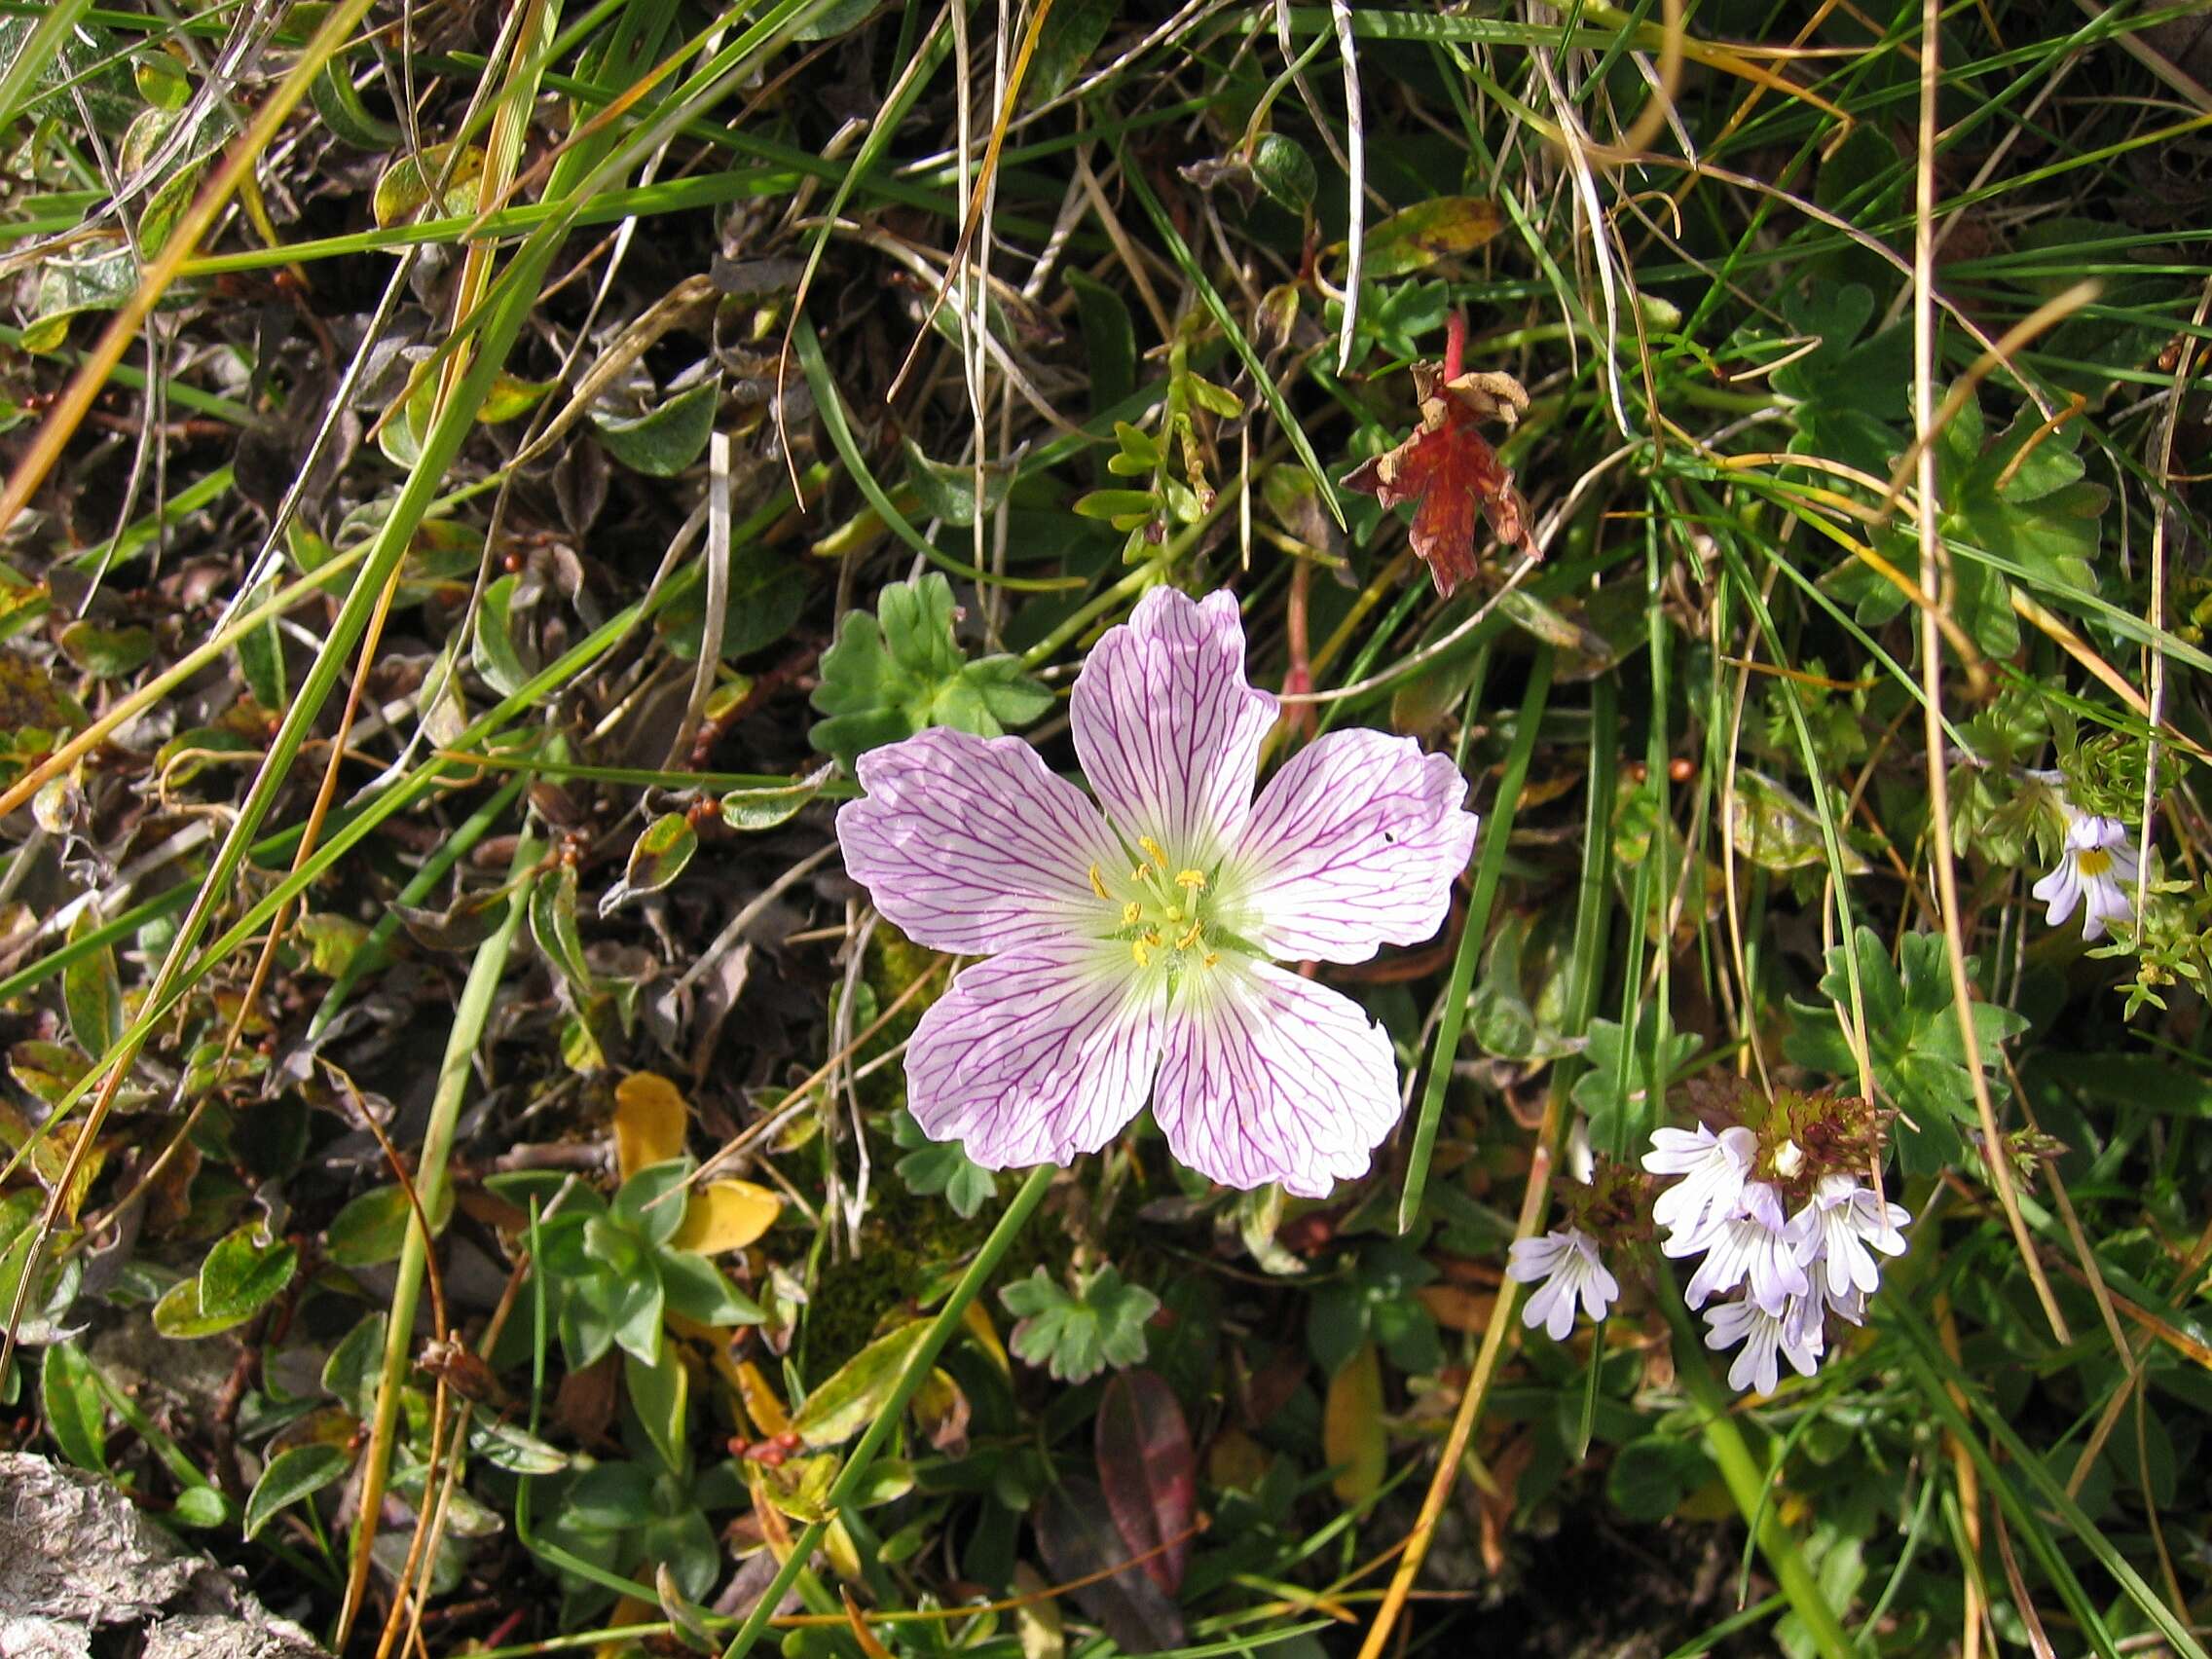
(836, 588), (1481, 1198)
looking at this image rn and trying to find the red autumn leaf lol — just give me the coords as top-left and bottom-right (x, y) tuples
(1344, 339), (1536, 599)
(1094, 1369), (1197, 1596)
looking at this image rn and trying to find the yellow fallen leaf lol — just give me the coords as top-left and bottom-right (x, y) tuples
(962, 1298), (1011, 1377)
(1324, 1343), (1385, 1507)
(734, 1360), (791, 1437)
(673, 1179), (781, 1254)
(612, 1071), (688, 1180)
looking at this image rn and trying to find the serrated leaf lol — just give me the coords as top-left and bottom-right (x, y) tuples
(601, 813), (698, 916)
(892, 1109), (995, 1218)
(1000, 1266), (1157, 1384)
(592, 379), (719, 477)
(244, 1443), (350, 1539)
(808, 574), (1051, 770)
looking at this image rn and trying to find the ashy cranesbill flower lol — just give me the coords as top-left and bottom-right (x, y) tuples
(837, 588), (1479, 1198)
(1791, 1174), (1909, 1300)
(1703, 1292), (1824, 1396)
(1506, 1227), (1620, 1339)
(1642, 1124), (1757, 1250)
(2031, 806), (2139, 941)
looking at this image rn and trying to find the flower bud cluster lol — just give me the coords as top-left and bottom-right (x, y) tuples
(1644, 1086), (1908, 1394)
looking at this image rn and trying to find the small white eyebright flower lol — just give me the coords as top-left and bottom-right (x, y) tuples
(1704, 1293), (1824, 1395)
(1506, 1227), (1620, 1340)
(2031, 807), (2139, 941)
(1642, 1124), (1757, 1250)
(1791, 1173), (1910, 1300)
(1677, 1210), (1810, 1314)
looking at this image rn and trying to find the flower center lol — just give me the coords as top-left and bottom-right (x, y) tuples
(1091, 835), (1222, 974)
(2076, 847), (2113, 879)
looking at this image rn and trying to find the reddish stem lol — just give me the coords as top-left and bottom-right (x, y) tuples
(1443, 311), (1467, 382)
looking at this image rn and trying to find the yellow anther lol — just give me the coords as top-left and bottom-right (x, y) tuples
(1175, 868), (1206, 891)
(1088, 864), (1111, 902)
(1176, 920), (1204, 950)
(1138, 834), (1168, 866)
(1202, 951), (1220, 968)
(1122, 901), (1142, 928)
(1129, 864), (1152, 885)
(1130, 938), (1152, 968)
(1143, 928), (1163, 947)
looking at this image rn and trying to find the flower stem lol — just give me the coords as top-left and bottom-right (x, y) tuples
(718, 1162), (1056, 1659)
(1443, 311), (1467, 382)
(1656, 1287), (1856, 1659)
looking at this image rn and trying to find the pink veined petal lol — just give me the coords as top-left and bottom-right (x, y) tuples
(837, 727), (1125, 955)
(1224, 729), (1480, 965)
(1152, 958), (1401, 1199)
(905, 940), (1168, 1170)
(1070, 588), (1276, 866)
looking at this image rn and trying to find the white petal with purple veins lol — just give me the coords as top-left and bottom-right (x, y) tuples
(1152, 957), (1400, 1199)
(1070, 588), (1276, 867)
(1508, 1227), (1618, 1339)
(905, 940), (1167, 1170)
(1223, 729), (1479, 964)
(836, 728), (1124, 955)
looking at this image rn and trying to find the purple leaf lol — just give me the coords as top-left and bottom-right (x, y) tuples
(1094, 1370), (1196, 1595)
(1032, 1478), (1185, 1653)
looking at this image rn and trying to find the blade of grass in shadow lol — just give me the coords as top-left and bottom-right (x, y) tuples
(1889, 1300), (2199, 1658)
(1394, 648), (1493, 1232)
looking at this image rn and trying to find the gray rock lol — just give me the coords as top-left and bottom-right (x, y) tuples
(0, 1454), (323, 1659)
